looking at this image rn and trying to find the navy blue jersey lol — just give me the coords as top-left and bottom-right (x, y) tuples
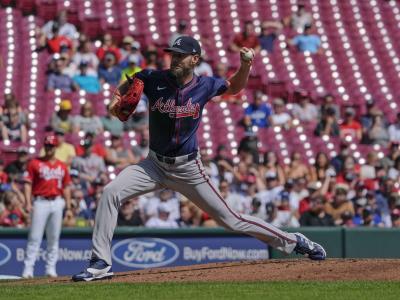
(135, 69), (228, 156)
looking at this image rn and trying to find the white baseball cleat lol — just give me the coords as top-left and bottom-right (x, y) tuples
(22, 267), (34, 279)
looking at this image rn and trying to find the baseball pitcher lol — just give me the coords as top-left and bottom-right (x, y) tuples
(73, 36), (325, 282)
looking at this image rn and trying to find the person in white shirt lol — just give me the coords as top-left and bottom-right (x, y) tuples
(388, 113), (400, 144)
(219, 180), (250, 214)
(41, 10), (78, 40)
(255, 175), (284, 217)
(292, 94), (318, 123)
(72, 40), (99, 77)
(145, 203), (179, 228)
(270, 98), (292, 129)
(194, 57), (213, 77)
(144, 189), (180, 221)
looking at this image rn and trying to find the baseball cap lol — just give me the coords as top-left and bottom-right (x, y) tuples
(158, 203), (171, 214)
(122, 36), (134, 45)
(345, 107), (355, 116)
(17, 146), (29, 154)
(44, 134), (59, 147)
(164, 36), (201, 55)
(60, 99), (72, 111)
(128, 54), (140, 65)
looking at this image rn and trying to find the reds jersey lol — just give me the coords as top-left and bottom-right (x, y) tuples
(135, 69), (228, 156)
(24, 158), (71, 197)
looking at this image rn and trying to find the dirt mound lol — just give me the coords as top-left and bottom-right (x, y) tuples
(14, 259), (400, 284)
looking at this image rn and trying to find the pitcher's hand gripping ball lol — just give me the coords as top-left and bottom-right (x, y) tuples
(112, 75), (144, 122)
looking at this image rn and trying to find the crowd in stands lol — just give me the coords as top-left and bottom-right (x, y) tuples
(0, 7), (399, 230)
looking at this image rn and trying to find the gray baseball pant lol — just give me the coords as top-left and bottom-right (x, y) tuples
(92, 152), (298, 265)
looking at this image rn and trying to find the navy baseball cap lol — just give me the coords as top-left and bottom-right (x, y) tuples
(164, 36), (201, 55)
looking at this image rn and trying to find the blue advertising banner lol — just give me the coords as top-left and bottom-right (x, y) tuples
(0, 236), (269, 277)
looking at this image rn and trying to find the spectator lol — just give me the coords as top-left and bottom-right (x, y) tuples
(131, 128), (150, 160)
(169, 20), (188, 46)
(243, 91), (272, 128)
(314, 107), (340, 137)
(310, 152), (331, 182)
(119, 36), (143, 67)
(319, 94), (340, 120)
(230, 21), (261, 54)
(144, 189), (180, 221)
(45, 22), (73, 54)
(339, 107), (362, 141)
(286, 4), (313, 33)
(75, 132), (106, 159)
(388, 113), (400, 144)
(39, 129), (76, 166)
(0, 190), (27, 227)
(290, 25), (321, 54)
(0, 159), (8, 184)
(56, 52), (77, 78)
(367, 112), (389, 146)
(1, 93), (28, 126)
(200, 148), (219, 187)
(388, 156), (400, 181)
(105, 134), (138, 169)
(72, 62), (101, 94)
(292, 178), (311, 212)
(72, 101), (103, 135)
(145, 203), (179, 228)
(72, 40), (99, 76)
(258, 20), (282, 53)
(4, 146), (29, 183)
(98, 53), (122, 86)
(270, 98), (292, 129)
(96, 33), (121, 63)
(50, 99), (74, 133)
(330, 142), (350, 174)
(117, 197), (143, 226)
(324, 185), (355, 225)
(194, 56), (213, 77)
(285, 151), (310, 181)
(292, 94), (318, 123)
(392, 209), (400, 228)
(232, 161), (258, 195)
(143, 49), (160, 70)
(256, 174), (284, 214)
(219, 179), (249, 214)
(1, 107), (27, 142)
(101, 104), (124, 137)
(176, 202), (199, 227)
(259, 151), (285, 185)
(120, 54), (142, 82)
(360, 152), (379, 180)
(71, 139), (106, 184)
(374, 177), (395, 227)
(336, 156), (360, 187)
(47, 56), (77, 92)
(40, 10), (78, 41)
(270, 192), (300, 227)
(299, 196), (334, 226)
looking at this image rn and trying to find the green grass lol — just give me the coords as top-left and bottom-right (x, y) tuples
(0, 281), (398, 300)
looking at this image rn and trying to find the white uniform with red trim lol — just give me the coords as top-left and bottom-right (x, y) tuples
(22, 158), (71, 277)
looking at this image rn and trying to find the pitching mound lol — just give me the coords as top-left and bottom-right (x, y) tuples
(13, 259), (400, 285)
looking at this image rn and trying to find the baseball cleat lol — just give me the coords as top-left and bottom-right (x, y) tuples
(22, 267), (34, 279)
(293, 233), (326, 260)
(72, 258), (114, 282)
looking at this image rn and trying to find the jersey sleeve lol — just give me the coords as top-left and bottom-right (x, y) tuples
(23, 160), (35, 183)
(208, 77), (229, 99)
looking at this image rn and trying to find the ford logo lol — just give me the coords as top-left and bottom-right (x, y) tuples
(0, 243), (11, 266)
(111, 238), (179, 268)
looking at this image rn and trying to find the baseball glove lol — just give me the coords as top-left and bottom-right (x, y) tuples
(112, 74), (144, 122)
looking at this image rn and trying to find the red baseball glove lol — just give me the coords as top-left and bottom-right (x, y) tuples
(111, 75), (144, 122)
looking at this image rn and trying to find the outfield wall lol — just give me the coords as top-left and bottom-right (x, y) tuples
(0, 227), (399, 277)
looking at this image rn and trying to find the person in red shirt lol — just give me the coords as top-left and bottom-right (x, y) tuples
(340, 107), (362, 141)
(0, 159), (8, 184)
(47, 23), (73, 54)
(22, 134), (71, 279)
(230, 21), (261, 54)
(96, 33), (121, 63)
(0, 190), (27, 227)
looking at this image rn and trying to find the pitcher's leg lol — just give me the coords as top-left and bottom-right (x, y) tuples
(92, 158), (163, 265)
